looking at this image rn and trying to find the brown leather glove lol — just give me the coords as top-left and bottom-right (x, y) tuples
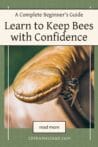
(4, 70), (94, 128)
(4, 46), (94, 128)
(12, 46), (93, 103)
(4, 86), (76, 128)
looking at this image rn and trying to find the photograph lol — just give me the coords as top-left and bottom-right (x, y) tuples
(4, 45), (94, 128)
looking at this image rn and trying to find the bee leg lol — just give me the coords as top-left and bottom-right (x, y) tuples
(60, 78), (79, 107)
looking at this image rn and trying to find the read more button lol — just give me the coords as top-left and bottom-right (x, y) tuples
(33, 122), (66, 133)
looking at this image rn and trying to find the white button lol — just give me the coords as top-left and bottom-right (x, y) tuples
(33, 121), (66, 133)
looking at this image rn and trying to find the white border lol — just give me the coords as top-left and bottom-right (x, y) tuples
(7, 46), (10, 140)
(89, 46), (92, 141)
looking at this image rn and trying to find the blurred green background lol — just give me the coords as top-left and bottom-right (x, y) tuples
(4, 46), (46, 88)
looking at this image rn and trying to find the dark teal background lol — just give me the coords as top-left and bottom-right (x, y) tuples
(4, 46), (46, 88)
(0, 0), (98, 147)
